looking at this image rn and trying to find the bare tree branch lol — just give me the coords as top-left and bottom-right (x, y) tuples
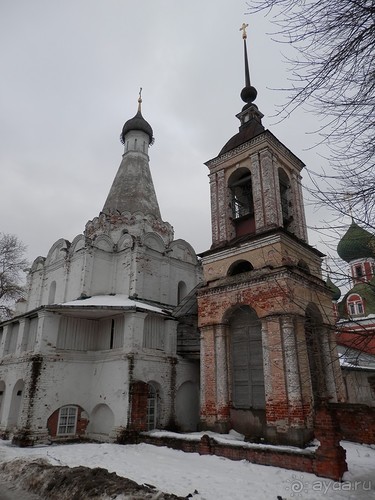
(0, 233), (28, 320)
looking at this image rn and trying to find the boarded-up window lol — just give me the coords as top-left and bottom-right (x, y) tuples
(143, 315), (165, 350)
(230, 307), (265, 409)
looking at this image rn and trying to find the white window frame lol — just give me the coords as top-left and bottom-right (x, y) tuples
(57, 406), (78, 435)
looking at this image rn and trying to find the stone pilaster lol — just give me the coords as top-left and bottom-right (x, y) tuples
(215, 324), (229, 427)
(200, 325), (217, 428)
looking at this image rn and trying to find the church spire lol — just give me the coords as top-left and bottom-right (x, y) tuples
(102, 92), (161, 219)
(239, 22), (258, 109)
(218, 24), (264, 155)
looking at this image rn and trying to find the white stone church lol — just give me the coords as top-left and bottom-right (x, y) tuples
(0, 96), (202, 444)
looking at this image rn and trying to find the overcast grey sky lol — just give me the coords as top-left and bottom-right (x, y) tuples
(1, 0), (337, 266)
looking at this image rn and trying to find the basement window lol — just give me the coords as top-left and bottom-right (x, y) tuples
(57, 406), (78, 435)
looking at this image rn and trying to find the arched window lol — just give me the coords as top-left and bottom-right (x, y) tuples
(279, 168), (292, 228)
(228, 168), (255, 237)
(297, 260), (310, 274)
(177, 281), (187, 304)
(229, 306), (265, 409)
(227, 260), (253, 276)
(347, 294), (365, 316)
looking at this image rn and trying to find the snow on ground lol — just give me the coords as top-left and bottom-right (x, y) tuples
(0, 438), (374, 499)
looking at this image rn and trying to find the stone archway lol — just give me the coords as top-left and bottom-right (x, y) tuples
(8, 380), (24, 429)
(89, 404), (114, 437)
(175, 381), (200, 432)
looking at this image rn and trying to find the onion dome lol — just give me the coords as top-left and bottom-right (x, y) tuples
(337, 221), (375, 263)
(326, 276), (341, 301)
(120, 90), (154, 145)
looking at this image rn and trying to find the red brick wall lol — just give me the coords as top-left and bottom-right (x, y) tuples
(129, 381), (148, 431)
(139, 433), (315, 474)
(124, 403), (353, 481)
(330, 403), (375, 445)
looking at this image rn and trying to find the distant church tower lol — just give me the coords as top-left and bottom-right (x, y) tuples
(197, 25), (344, 445)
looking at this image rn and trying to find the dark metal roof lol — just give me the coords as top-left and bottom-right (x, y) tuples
(120, 110), (154, 145)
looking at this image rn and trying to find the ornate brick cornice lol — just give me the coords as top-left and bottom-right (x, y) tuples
(205, 130), (305, 172)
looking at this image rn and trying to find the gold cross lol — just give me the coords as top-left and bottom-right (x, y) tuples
(240, 22), (249, 40)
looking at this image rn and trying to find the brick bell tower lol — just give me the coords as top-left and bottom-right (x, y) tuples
(197, 24), (345, 446)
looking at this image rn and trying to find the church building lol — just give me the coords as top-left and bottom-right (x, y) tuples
(0, 26), (345, 447)
(0, 94), (201, 444)
(329, 221), (375, 405)
(197, 25), (344, 446)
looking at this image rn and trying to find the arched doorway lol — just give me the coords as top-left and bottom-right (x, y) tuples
(229, 306), (265, 409)
(175, 381), (200, 432)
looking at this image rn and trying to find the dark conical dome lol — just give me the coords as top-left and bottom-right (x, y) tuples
(120, 95), (154, 145)
(337, 221), (375, 263)
(326, 276), (341, 301)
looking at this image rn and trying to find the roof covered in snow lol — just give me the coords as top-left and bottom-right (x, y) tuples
(48, 294), (172, 319)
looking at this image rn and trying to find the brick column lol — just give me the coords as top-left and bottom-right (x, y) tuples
(215, 324), (229, 429)
(262, 316), (288, 430)
(250, 152), (265, 230)
(259, 148), (280, 230)
(33, 310), (57, 353)
(314, 402), (347, 481)
(281, 316), (304, 426)
(294, 315), (314, 428)
(209, 172), (219, 245)
(291, 172), (308, 242)
(217, 170), (229, 242)
(321, 325), (340, 402)
(200, 325), (217, 429)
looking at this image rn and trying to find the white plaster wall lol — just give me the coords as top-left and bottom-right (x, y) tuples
(65, 253), (86, 302)
(0, 363), (28, 429)
(40, 265), (66, 305)
(113, 249), (132, 295)
(30, 354), (130, 432)
(90, 250), (113, 295)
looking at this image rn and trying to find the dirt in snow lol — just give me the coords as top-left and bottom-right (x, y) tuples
(0, 458), (192, 499)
